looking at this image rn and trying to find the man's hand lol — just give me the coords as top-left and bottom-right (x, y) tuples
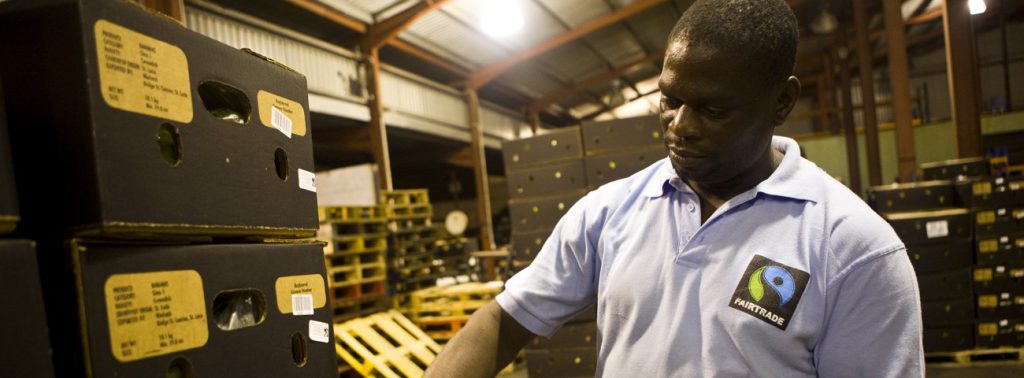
(425, 300), (537, 377)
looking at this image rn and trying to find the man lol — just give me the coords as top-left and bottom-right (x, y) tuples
(427, 0), (923, 376)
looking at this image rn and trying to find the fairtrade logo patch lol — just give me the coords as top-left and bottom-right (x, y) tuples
(729, 255), (809, 330)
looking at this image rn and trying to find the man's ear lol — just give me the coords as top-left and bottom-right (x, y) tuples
(773, 76), (801, 126)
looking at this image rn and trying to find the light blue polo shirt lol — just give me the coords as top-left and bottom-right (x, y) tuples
(497, 136), (924, 377)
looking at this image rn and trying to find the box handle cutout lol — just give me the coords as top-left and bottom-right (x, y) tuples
(198, 81), (251, 124)
(212, 289), (267, 331)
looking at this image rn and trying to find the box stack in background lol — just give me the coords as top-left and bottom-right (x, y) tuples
(871, 157), (1024, 357)
(318, 206), (390, 323)
(0, 0), (333, 376)
(384, 190), (473, 310)
(581, 115), (666, 188)
(524, 308), (599, 378)
(0, 78), (56, 377)
(504, 128), (588, 270)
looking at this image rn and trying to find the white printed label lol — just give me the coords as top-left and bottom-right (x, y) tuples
(309, 320), (330, 343)
(925, 220), (949, 239)
(271, 107), (293, 138)
(997, 177), (1005, 185)
(291, 294), (314, 316)
(1000, 319), (1010, 327)
(1002, 236), (1010, 243)
(998, 266), (1007, 273)
(298, 169), (316, 192)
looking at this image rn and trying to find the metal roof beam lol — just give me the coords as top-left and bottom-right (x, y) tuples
(284, 0), (366, 33)
(364, 0), (451, 49)
(465, 0), (666, 89)
(531, 50), (664, 113)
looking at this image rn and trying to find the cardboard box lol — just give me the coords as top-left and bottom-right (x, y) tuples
(525, 347), (597, 378)
(0, 0), (317, 239)
(973, 263), (1024, 294)
(954, 176), (1024, 208)
(976, 292), (1024, 321)
(315, 164), (379, 207)
(506, 159), (587, 200)
(924, 326), (974, 353)
(921, 296), (975, 327)
(584, 145), (666, 188)
(883, 209), (972, 245)
(64, 241), (334, 377)
(510, 228), (552, 262)
(974, 206), (1024, 238)
(509, 191), (586, 233)
(581, 115), (662, 154)
(976, 319), (1024, 348)
(0, 77), (16, 234)
(867, 180), (958, 213)
(917, 268), (973, 301)
(0, 240), (55, 377)
(976, 233), (1024, 264)
(527, 321), (597, 350)
(905, 239), (973, 274)
(920, 157), (990, 181)
(502, 128), (583, 171)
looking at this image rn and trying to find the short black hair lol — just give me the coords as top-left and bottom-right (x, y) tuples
(669, 0), (799, 87)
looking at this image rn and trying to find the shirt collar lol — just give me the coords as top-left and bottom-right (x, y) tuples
(640, 136), (819, 203)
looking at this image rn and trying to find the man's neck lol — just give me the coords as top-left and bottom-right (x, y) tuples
(687, 147), (785, 222)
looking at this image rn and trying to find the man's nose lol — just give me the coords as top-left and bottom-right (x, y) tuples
(669, 105), (699, 138)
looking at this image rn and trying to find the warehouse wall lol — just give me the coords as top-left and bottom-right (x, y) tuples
(799, 111), (1024, 189)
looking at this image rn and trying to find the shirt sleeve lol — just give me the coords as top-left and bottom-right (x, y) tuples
(813, 249), (924, 377)
(496, 193), (602, 337)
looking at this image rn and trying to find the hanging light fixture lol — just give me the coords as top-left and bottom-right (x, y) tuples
(810, 8), (838, 34)
(969, 0), (987, 15)
(480, 0), (524, 37)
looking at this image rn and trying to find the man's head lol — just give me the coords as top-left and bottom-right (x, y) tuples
(659, 0), (800, 188)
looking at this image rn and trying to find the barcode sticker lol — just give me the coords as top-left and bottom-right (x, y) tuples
(291, 294), (314, 316)
(271, 106), (293, 138)
(925, 220), (948, 239)
(309, 320), (330, 343)
(298, 169), (316, 192)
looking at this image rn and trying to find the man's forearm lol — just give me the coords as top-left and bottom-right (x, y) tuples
(425, 301), (535, 377)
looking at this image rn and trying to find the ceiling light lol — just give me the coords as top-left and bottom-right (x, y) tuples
(810, 10), (837, 35)
(969, 0), (987, 15)
(480, 0), (523, 37)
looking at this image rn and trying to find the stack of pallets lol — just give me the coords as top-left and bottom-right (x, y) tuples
(319, 206), (390, 323)
(407, 282), (503, 344)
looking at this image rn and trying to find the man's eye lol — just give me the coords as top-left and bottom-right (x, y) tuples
(705, 107), (726, 119)
(662, 97), (682, 109)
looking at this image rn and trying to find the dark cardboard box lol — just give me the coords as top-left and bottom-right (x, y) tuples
(918, 268), (973, 301)
(976, 319), (1024, 348)
(502, 128), (583, 171)
(64, 241), (334, 377)
(920, 157), (990, 181)
(905, 239), (973, 274)
(528, 321), (597, 350)
(954, 176), (1024, 208)
(509, 191), (586, 233)
(584, 145), (666, 188)
(883, 209), (972, 245)
(525, 347), (597, 378)
(976, 233), (1024, 264)
(0, 240), (55, 377)
(510, 228), (552, 262)
(976, 292), (1024, 321)
(506, 159), (587, 200)
(974, 206), (1024, 238)
(867, 180), (958, 213)
(924, 326), (974, 353)
(922, 296), (975, 327)
(973, 263), (1024, 294)
(581, 115), (662, 154)
(0, 0), (317, 239)
(0, 77), (17, 235)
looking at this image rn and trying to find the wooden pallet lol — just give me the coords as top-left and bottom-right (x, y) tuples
(329, 262), (387, 285)
(413, 315), (469, 343)
(323, 221), (388, 237)
(388, 217), (432, 232)
(320, 206), (387, 223)
(926, 347), (1024, 364)
(383, 205), (434, 220)
(380, 190), (430, 206)
(331, 278), (388, 303)
(333, 235), (388, 254)
(334, 293), (390, 324)
(327, 248), (387, 267)
(334, 310), (442, 378)
(408, 282), (502, 320)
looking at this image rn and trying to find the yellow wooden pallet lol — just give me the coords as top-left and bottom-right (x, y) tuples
(319, 206), (387, 223)
(380, 190), (430, 206)
(335, 310), (443, 378)
(410, 282), (502, 308)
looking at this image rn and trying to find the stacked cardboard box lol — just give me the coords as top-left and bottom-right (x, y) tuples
(581, 115), (666, 188)
(0, 0), (333, 376)
(524, 308), (598, 377)
(318, 206), (390, 323)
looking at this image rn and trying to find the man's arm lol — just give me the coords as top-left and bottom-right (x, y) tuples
(813, 250), (924, 377)
(425, 300), (536, 377)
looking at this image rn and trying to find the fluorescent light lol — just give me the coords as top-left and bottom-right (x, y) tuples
(480, 0), (523, 37)
(969, 0), (987, 15)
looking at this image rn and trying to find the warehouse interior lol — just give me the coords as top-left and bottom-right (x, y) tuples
(1, 0), (1023, 376)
